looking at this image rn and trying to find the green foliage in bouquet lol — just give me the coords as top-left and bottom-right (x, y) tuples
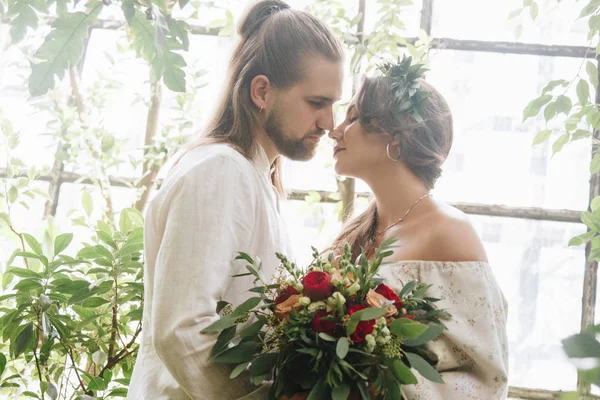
(202, 239), (452, 400)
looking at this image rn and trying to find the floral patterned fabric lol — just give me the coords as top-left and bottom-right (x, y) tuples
(378, 261), (509, 399)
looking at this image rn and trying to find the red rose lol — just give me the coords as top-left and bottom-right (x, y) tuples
(347, 304), (375, 343)
(302, 271), (334, 301)
(275, 285), (299, 305)
(312, 311), (338, 336)
(375, 283), (404, 309)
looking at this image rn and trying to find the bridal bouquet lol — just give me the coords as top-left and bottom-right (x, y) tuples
(201, 239), (452, 400)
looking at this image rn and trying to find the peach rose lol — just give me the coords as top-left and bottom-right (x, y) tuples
(365, 289), (397, 318)
(274, 294), (303, 320)
(329, 269), (357, 285)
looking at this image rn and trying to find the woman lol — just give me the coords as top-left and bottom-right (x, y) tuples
(323, 60), (509, 398)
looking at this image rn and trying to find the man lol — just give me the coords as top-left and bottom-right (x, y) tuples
(127, 1), (344, 399)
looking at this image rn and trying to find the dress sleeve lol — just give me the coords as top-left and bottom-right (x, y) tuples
(396, 262), (509, 400)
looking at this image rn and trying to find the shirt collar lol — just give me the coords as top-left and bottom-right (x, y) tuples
(252, 143), (272, 179)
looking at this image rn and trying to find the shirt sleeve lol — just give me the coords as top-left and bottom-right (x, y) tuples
(150, 154), (261, 399)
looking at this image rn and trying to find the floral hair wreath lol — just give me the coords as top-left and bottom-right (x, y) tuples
(377, 55), (430, 125)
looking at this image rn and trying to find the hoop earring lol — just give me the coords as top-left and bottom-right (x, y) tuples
(386, 143), (401, 161)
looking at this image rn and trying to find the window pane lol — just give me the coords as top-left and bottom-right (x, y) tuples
(0, 25), (56, 171)
(432, 0), (587, 46)
(428, 50), (590, 210)
(471, 215), (584, 391)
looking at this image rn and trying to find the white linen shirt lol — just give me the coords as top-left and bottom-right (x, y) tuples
(127, 143), (291, 400)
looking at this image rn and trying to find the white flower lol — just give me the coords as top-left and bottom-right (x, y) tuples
(299, 296), (311, 306)
(346, 282), (360, 296)
(308, 301), (327, 312)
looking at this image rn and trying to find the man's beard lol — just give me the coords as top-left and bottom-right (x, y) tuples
(264, 106), (321, 161)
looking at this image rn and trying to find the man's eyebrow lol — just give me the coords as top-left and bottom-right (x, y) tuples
(306, 95), (339, 103)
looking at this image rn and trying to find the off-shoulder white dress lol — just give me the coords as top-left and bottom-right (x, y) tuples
(377, 260), (509, 400)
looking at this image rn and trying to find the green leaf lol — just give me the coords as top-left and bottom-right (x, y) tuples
(82, 191), (93, 217)
(233, 297), (262, 316)
(308, 379), (330, 400)
(389, 318), (414, 336)
(14, 322), (34, 357)
(354, 307), (388, 321)
(593, 197), (600, 213)
(14, 278), (43, 291)
(240, 320), (265, 338)
(356, 381), (370, 400)
(400, 321), (429, 339)
(563, 332), (600, 358)
(405, 322), (444, 346)
(54, 233), (73, 256)
(552, 133), (570, 156)
(107, 388), (128, 397)
(533, 129), (552, 145)
(541, 80), (569, 95)
(8, 186), (18, 203)
(97, 230), (116, 249)
(406, 352), (444, 383)
(6, 267), (42, 279)
(68, 286), (105, 305)
(544, 102), (556, 121)
(569, 231), (595, 247)
(588, 61), (599, 88)
(523, 94), (552, 122)
(248, 352), (278, 376)
(573, 129), (591, 141)
(580, 0), (600, 18)
(384, 376), (402, 399)
(592, 152), (600, 175)
(92, 350), (107, 366)
(211, 325), (236, 357)
(336, 337), (350, 359)
(392, 359), (418, 384)
(212, 341), (261, 363)
(508, 8), (521, 19)
(8, 0), (41, 43)
(201, 315), (237, 334)
(81, 297), (110, 307)
(230, 362), (250, 379)
(583, 211), (600, 232)
(346, 307), (387, 335)
(318, 332), (336, 342)
(578, 79), (591, 104)
(123, 0), (156, 61)
(529, 2), (538, 19)
(153, 50), (187, 92)
(555, 95), (573, 116)
(29, 3), (103, 96)
(23, 233), (43, 255)
(0, 352), (6, 376)
(331, 383), (351, 400)
(399, 281), (417, 298)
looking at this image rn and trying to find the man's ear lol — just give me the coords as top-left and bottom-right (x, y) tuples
(250, 75), (271, 111)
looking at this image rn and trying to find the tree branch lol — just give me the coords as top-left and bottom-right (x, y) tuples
(134, 81), (162, 212)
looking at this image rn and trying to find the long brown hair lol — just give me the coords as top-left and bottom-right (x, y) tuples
(180, 1), (343, 195)
(329, 77), (454, 259)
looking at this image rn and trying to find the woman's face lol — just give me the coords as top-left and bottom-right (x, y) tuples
(328, 103), (392, 178)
